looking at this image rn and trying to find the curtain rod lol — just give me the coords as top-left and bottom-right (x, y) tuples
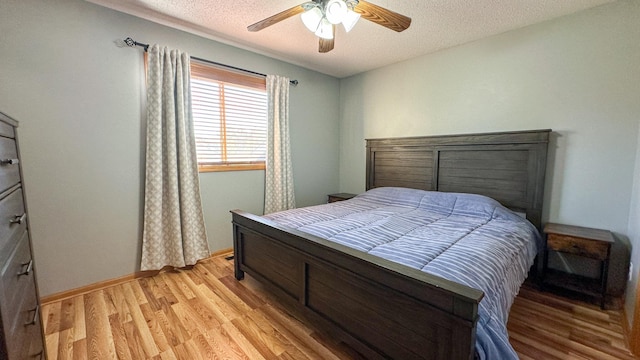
(122, 37), (299, 86)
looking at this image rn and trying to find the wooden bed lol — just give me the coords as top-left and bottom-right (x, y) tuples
(231, 129), (550, 360)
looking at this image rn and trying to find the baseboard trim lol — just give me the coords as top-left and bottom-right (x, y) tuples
(210, 247), (233, 258)
(41, 271), (155, 305)
(41, 248), (233, 305)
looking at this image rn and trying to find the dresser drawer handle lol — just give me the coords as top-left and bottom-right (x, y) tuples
(18, 259), (33, 276)
(0, 158), (19, 165)
(25, 305), (39, 326)
(10, 213), (26, 224)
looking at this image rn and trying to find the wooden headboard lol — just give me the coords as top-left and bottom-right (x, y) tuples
(366, 129), (550, 230)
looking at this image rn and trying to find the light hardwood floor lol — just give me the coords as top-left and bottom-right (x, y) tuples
(42, 253), (637, 359)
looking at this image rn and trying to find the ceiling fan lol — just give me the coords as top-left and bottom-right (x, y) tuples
(248, 0), (411, 53)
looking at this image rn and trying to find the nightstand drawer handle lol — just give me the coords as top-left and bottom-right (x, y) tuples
(25, 305), (39, 326)
(0, 158), (19, 165)
(18, 259), (33, 276)
(10, 213), (26, 225)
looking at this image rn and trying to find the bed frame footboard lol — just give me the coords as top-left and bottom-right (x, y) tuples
(231, 210), (483, 360)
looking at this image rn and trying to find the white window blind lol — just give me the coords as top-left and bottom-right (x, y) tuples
(190, 61), (267, 172)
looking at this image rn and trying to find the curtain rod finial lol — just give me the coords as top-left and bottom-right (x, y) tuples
(122, 37), (149, 52)
(124, 37), (136, 47)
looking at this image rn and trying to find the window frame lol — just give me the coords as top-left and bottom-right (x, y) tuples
(190, 60), (268, 173)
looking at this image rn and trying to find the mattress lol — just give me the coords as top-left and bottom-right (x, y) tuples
(264, 187), (542, 359)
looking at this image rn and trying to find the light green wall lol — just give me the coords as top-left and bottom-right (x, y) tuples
(0, 0), (340, 296)
(339, 0), (640, 324)
(340, 1), (639, 233)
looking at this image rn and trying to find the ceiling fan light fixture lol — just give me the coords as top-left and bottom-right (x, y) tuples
(301, 6), (323, 32)
(248, 0), (410, 54)
(314, 17), (334, 40)
(341, 9), (360, 32)
(325, 0), (348, 24)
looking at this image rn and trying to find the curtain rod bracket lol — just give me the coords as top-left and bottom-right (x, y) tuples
(122, 37), (298, 86)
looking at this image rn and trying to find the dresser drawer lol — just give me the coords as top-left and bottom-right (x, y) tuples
(0, 231), (34, 318)
(546, 233), (609, 260)
(0, 137), (20, 194)
(0, 188), (27, 256)
(3, 272), (42, 360)
(24, 315), (44, 360)
(0, 121), (15, 139)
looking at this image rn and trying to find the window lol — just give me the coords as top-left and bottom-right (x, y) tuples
(190, 60), (268, 172)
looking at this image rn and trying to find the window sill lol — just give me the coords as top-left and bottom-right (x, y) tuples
(199, 163), (265, 173)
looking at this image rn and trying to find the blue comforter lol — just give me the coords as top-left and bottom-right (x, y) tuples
(265, 187), (541, 359)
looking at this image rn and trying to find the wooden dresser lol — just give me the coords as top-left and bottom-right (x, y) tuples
(0, 112), (44, 359)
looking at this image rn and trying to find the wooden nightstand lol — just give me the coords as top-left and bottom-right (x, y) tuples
(327, 193), (357, 203)
(542, 223), (614, 309)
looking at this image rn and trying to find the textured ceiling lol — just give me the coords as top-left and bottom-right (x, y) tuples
(87, 0), (615, 78)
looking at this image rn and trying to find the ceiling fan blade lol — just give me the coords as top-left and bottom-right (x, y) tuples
(319, 37), (334, 53)
(248, 3), (306, 32)
(354, 0), (411, 32)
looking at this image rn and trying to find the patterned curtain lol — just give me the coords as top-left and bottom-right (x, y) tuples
(140, 45), (210, 271)
(264, 75), (296, 214)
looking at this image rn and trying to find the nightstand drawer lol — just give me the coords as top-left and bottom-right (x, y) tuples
(547, 233), (609, 260)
